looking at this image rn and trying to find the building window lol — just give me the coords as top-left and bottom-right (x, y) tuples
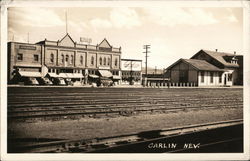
(17, 53), (23, 61)
(99, 57), (102, 65)
(50, 53), (54, 63)
(70, 55), (73, 64)
(34, 54), (39, 62)
(115, 58), (118, 66)
(61, 54), (64, 63)
(91, 56), (94, 65)
(104, 57), (107, 65)
(108, 58), (111, 66)
(66, 55), (69, 62)
(201, 71), (204, 83)
(210, 72), (213, 83)
(228, 73), (232, 81)
(219, 73), (222, 83)
(80, 56), (83, 65)
(48, 68), (51, 73)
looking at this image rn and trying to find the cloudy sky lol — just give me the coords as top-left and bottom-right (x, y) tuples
(8, 7), (243, 69)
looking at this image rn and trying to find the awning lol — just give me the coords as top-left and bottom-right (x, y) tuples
(98, 70), (113, 78)
(66, 73), (84, 78)
(113, 75), (121, 79)
(89, 74), (99, 78)
(58, 73), (68, 78)
(47, 73), (59, 78)
(18, 71), (42, 77)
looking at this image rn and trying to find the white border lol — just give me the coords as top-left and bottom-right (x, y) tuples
(1, 0), (250, 161)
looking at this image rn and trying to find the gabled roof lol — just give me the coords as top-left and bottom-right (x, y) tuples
(192, 50), (239, 68)
(166, 59), (224, 72)
(58, 33), (75, 47)
(98, 38), (112, 48)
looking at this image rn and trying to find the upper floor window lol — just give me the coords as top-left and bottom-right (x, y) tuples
(99, 57), (102, 65)
(80, 56), (84, 65)
(70, 55), (73, 64)
(108, 58), (111, 66)
(34, 54), (39, 62)
(104, 57), (107, 65)
(61, 54), (64, 63)
(17, 53), (23, 61)
(50, 53), (54, 63)
(66, 55), (69, 62)
(115, 58), (118, 66)
(91, 56), (94, 65)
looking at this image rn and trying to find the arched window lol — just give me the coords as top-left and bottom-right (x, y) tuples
(80, 56), (83, 65)
(61, 54), (64, 63)
(91, 56), (94, 65)
(115, 58), (118, 66)
(50, 53), (54, 63)
(104, 57), (106, 65)
(66, 55), (69, 62)
(70, 55), (73, 64)
(108, 58), (111, 66)
(99, 57), (102, 65)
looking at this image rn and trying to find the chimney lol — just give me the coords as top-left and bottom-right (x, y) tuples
(234, 51), (236, 55)
(215, 49), (218, 52)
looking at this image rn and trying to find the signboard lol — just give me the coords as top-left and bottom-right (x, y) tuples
(80, 37), (92, 44)
(121, 60), (141, 71)
(19, 45), (36, 50)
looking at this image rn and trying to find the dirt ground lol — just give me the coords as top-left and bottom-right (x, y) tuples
(8, 107), (243, 140)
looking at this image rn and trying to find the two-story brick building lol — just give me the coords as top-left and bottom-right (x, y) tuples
(8, 34), (122, 85)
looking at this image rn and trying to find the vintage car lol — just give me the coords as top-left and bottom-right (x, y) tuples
(37, 77), (53, 85)
(24, 77), (39, 85)
(52, 78), (66, 85)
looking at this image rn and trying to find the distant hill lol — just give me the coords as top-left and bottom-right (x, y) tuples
(141, 67), (164, 74)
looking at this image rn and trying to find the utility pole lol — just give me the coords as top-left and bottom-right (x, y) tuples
(143, 45), (150, 76)
(155, 66), (157, 74)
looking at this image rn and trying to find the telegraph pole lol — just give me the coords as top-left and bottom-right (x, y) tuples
(143, 45), (150, 76)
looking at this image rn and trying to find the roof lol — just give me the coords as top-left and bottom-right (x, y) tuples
(193, 50), (240, 68)
(166, 59), (224, 72)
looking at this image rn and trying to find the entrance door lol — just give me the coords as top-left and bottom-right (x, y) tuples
(179, 70), (188, 83)
(224, 74), (227, 85)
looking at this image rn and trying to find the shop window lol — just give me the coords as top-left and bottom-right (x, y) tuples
(50, 53), (54, 63)
(104, 57), (106, 65)
(80, 56), (84, 65)
(99, 57), (102, 65)
(201, 71), (204, 83)
(34, 54), (39, 62)
(210, 72), (213, 83)
(91, 56), (94, 65)
(17, 53), (23, 61)
(70, 55), (73, 64)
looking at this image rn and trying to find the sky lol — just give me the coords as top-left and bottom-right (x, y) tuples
(8, 7), (243, 69)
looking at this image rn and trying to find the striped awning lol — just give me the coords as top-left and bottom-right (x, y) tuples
(98, 70), (113, 78)
(66, 73), (84, 78)
(18, 71), (42, 77)
(47, 73), (59, 78)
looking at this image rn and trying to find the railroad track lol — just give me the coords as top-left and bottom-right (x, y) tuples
(8, 119), (243, 153)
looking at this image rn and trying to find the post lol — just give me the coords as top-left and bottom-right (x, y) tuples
(143, 45), (150, 86)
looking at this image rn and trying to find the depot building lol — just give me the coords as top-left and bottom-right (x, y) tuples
(8, 34), (122, 86)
